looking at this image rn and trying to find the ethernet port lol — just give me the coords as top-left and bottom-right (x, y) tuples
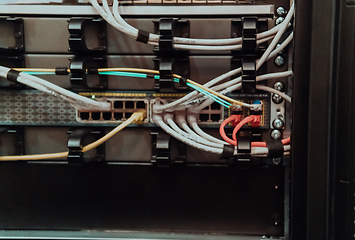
(211, 102), (221, 110)
(211, 114), (221, 122)
(125, 112), (133, 119)
(91, 112), (101, 120)
(114, 112), (123, 120)
(102, 112), (112, 120)
(80, 112), (89, 120)
(125, 101), (134, 109)
(199, 114), (209, 122)
(136, 101), (145, 109)
(114, 101), (123, 109)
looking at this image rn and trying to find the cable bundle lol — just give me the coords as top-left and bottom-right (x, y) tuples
(0, 2), (294, 161)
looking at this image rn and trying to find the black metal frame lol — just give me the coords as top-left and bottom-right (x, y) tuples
(291, 0), (354, 239)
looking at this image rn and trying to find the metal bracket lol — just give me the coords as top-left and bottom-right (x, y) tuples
(0, 128), (25, 156)
(241, 57), (257, 93)
(153, 57), (189, 92)
(0, 17), (25, 54)
(153, 18), (190, 92)
(67, 128), (105, 166)
(236, 130), (252, 168)
(69, 56), (108, 91)
(151, 130), (186, 167)
(151, 131), (171, 167)
(242, 17), (258, 54)
(68, 17), (107, 53)
(153, 18), (190, 56)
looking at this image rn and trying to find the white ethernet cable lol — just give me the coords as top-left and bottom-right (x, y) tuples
(196, 70), (293, 110)
(154, 29), (294, 112)
(174, 110), (228, 147)
(167, 118), (224, 149)
(102, 0), (284, 47)
(154, 114), (225, 154)
(0, 66), (111, 111)
(154, 112), (289, 157)
(90, 0), (284, 48)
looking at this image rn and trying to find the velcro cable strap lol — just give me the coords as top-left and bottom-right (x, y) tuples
(136, 29), (150, 44)
(146, 73), (155, 78)
(179, 77), (187, 86)
(266, 140), (284, 158)
(6, 69), (20, 83)
(55, 67), (69, 75)
(87, 68), (98, 75)
(220, 144), (235, 159)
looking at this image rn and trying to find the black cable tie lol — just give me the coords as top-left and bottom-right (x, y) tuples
(266, 140), (284, 158)
(87, 67), (98, 75)
(220, 144), (235, 159)
(55, 67), (69, 75)
(146, 73), (155, 78)
(6, 69), (20, 83)
(136, 29), (150, 44)
(179, 77), (187, 86)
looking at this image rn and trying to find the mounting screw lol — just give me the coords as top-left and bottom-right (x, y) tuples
(275, 17), (285, 25)
(272, 158), (282, 165)
(271, 214), (280, 226)
(14, 32), (22, 38)
(276, 7), (287, 16)
(273, 118), (284, 129)
(274, 56), (285, 67)
(98, 32), (106, 39)
(271, 129), (281, 140)
(273, 81), (285, 91)
(272, 94), (283, 104)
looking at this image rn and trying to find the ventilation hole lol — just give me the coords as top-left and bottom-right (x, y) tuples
(125, 101), (134, 109)
(199, 114), (209, 122)
(136, 101), (145, 109)
(277, 108), (281, 112)
(102, 112), (112, 120)
(211, 102), (221, 110)
(80, 112), (89, 120)
(114, 101), (123, 109)
(125, 112), (133, 118)
(114, 112), (123, 120)
(211, 114), (221, 122)
(91, 112), (101, 120)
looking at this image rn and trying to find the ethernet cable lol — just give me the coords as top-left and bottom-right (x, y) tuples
(0, 66), (111, 111)
(0, 110), (146, 161)
(197, 70), (293, 110)
(12, 29), (293, 112)
(219, 115), (291, 149)
(96, 0), (287, 47)
(154, 112), (289, 157)
(13, 67), (250, 108)
(20, 68), (232, 108)
(174, 110), (229, 147)
(153, 30), (294, 112)
(154, 113), (275, 157)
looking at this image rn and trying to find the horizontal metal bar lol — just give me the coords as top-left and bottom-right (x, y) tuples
(0, 5), (274, 16)
(0, 230), (264, 240)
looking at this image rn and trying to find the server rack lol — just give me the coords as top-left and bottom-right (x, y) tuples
(0, 0), (353, 239)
